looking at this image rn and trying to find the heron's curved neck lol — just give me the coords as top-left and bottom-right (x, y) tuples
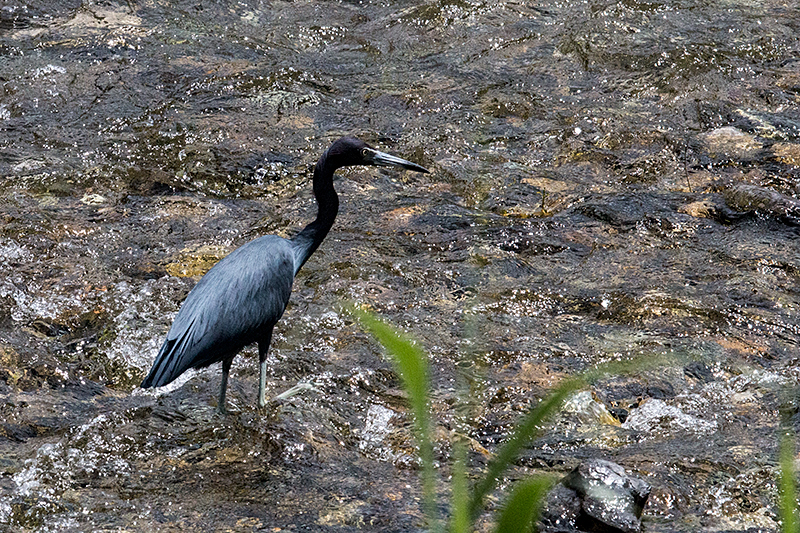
(291, 151), (340, 272)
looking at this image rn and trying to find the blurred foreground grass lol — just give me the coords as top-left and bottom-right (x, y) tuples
(349, 305), (799, 533)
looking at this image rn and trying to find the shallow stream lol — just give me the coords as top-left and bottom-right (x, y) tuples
(1, 0), (799, 531)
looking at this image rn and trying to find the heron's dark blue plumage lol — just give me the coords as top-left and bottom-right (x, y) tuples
(141, 236), (294, 387)
(141, 136), (429, 411)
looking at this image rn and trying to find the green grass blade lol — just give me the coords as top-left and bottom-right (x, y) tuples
(494, 476), (554, 533)
(349, 307), (429, 415)
(348, 307), (666, 531)
(468, 355), (669, 520)
(780, 431), (798, 533)
(449, 439), (470, 533)
(468, 377), (584, 519)
(347, 305), (440, 531)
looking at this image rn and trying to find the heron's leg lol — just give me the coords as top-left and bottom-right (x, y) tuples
(258, 329), (274, 408)
(218, 357), (233, 414)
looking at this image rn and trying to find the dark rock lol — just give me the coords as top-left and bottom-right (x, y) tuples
(644, 380), (675, 400)
(684, 361), (715, 383)
(542, 484), (583, 531)
(678, 194), (754, 224)
(608, 406), (629, 424)
(723, 183), (800, 225)
(0, 422), (38, 442)
(540, 459), (651, 533)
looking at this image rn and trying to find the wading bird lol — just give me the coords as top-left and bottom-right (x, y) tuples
(141, 136), (429, 412)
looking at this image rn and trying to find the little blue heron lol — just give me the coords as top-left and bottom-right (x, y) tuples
(141, 137), (429, 412)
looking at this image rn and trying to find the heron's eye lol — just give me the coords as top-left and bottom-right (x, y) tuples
(361, 148), (370, 157)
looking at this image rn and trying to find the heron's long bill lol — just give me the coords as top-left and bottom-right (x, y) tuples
(368, 148), (430, 174)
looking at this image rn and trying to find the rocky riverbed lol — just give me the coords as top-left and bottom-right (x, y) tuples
(1, 0), (799, 531)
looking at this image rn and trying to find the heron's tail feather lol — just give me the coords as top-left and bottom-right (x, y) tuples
(141, 320), (196, 388)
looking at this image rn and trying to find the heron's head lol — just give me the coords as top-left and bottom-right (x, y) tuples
(326, 136), (429, 173)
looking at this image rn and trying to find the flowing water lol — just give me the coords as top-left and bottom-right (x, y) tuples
(1, 0), (799, 531)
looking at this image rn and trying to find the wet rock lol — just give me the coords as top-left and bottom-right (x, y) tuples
(622, 398), (717, 435)
(0, 421), (38, 442)
(496, 230), (572, 256)
(540, 459), (651, 533)
(563, 390), (620, 427)
(773, 142), (800, 166)
(411, 203), (480, 231)
(164, 244), (230, 278)
(480, 93), (534, 120)
(678, 195), (752, 224)
(617, 149), (676, 185)
(0, 344), (22, 387)
(723, 183), (800, 225)
(643, 381), (675, 400)
(733, 109), (800, 142)
(79, 193), (107, 206)
(680, 184), (800, 226)
(607, 406), (629, 424)
(29, 318), (68, 338)
(678, 199), (716, 219)
(317, 498), (367, 527)
(481, 183), (552, 218)
(575, 194), (684, 231)
(541, 484), (583, 531)
(600, 377), (676, 406)
(683, 361), (714, 383)
(702, 127), (763, 160)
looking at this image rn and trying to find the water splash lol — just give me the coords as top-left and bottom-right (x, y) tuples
(622, 399), (718, 435)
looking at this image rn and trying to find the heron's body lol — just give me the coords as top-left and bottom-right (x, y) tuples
(141, 236), (294, 389)
(141, 136), (429, 412)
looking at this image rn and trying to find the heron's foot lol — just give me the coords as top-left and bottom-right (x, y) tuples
(273, 381), (322, 401)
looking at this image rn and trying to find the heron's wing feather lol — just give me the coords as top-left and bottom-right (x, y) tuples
(141, 236), (295, 388)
